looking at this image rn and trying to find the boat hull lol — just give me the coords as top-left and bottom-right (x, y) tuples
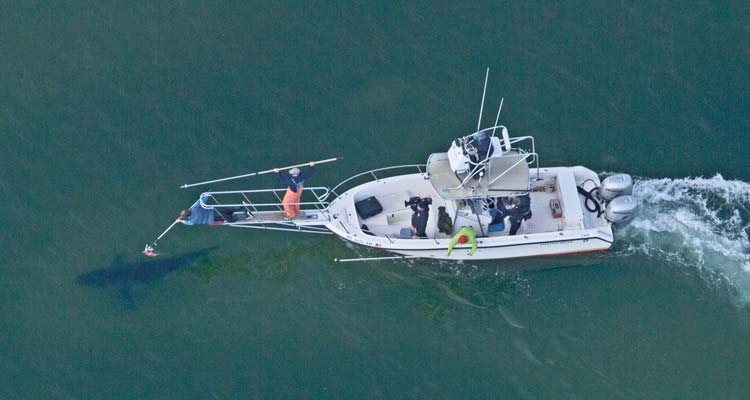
(326, 223), (612, 261)
(324, 164), (615, 261)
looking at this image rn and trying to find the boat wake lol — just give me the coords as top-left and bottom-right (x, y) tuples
(615, 174), (750, 301)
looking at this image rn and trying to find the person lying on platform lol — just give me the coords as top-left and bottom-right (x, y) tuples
(178, 196), (244, 225)
(446, 226), (478, 256)
(411, 200), (430, 238)
(274, 162), (315, 219)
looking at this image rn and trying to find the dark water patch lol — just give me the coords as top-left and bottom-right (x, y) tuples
(75, 247), (218, 306)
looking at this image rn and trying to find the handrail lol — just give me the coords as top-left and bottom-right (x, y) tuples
(198, 186), (331, 211)
(200, 187), (330, 197)
(229, 224), (334, 235)
(323, 164), (427, 202)
(464, 126), (538, 166)
(447, 128), (540, 191)
(447, 151), (538, 191)
(203, 201), (329, 208)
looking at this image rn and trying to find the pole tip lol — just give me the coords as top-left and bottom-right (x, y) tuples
(143, 244), (158, 257)
(334, 258), (339, 262)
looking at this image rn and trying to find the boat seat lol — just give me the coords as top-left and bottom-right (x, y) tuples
(487, 127), (511, 157)
(490, 136), (503, 157)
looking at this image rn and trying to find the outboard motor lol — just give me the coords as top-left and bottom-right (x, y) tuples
(605, 195), (638, 224)
(600, 174), (633, 201)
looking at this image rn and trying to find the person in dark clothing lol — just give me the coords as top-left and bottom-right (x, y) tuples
(508, 217), (522, 235)
(274, 162), (315, 218)
(505, 195), (532, 235)
(178, 196), (244, 225)
(462, 131), (494, 179)
(516, 194), (532, 220)
(463, 131), (494, 161)
(437, 206), (453, 234)
(411, 201), (430, 238)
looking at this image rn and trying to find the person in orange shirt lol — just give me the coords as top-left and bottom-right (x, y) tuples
(274, 162), (315, 218)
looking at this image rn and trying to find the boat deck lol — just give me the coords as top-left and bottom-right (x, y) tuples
(337, 166), (608, 242)
(239, 210), (307, 223)
(230, 210), (329, 227)
(511, 190), (565, 235)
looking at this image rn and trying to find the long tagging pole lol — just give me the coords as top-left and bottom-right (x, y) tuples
(154, 219), (180, 243)
(334, 255), (424, 263)
(143, 219), (181, 256)
(180, 157), (338, 189)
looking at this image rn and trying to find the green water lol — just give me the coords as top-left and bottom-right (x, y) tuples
(2, 2), (750, 398)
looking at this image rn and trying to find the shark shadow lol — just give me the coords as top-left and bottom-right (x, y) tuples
(75, 247), (219, 305)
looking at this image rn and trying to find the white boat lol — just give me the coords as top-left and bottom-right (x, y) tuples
(164, 71), (637, 262)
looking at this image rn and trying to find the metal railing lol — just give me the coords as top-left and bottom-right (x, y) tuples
(199, 187), (331, 211)
(454, 127), (540, 189)
(194, 187), (334, 234)
(505, 135), (539, 167)
(322, 164), (427, 202)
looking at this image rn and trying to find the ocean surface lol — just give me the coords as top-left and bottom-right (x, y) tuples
(2, 2), (749, 398)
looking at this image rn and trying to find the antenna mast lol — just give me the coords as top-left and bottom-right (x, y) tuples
(490, 98), (504, 139)
(476, 67), (489, 132)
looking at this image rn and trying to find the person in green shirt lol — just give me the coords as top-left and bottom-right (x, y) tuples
(446, 226), (478, 256)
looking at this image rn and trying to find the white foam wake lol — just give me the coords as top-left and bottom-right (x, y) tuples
(615, 174), (750, 300)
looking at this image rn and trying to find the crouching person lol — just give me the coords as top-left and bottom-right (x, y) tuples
(446, 226), (478, 256)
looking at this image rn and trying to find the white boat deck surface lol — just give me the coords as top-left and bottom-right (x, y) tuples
(347, 167), (607, 241)
(515, 191), (565, 235)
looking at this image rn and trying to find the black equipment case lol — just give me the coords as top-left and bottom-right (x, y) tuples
(355, 196), (383, 219)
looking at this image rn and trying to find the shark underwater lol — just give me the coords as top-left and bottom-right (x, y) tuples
(75, 247), (218, 305)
